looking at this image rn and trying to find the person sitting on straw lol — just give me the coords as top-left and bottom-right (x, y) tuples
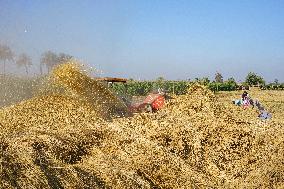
(243, 96), (250, 109)
(254, 99), (272, 120)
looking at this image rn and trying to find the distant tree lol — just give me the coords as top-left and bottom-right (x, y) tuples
(245, 72), (265, 86)
(192, 77), (210, 85)
(128, 78), (135, 82)
(155, 76), (165, 90)
(215, 72), (223, 83)
(156, 76), (165, 82)
(40, 51), (58, 73)
(226, 77), (237, 90)
(16, 53), (32, 75)
(39, 63), (43, 75)
(0, 44), (14, 75)
(227, 77), (236, 83)
(57, 53), (73, 64)
(40, 51), (73, 73)
(274, 79), (279, 85)
(200, 77), (210, 85)
(194, 78), (200, 82)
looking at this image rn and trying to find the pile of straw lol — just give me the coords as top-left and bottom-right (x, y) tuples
(51, 63), (129, 118)
(0, 62), (283, 188)
(114, 84), (284, 188)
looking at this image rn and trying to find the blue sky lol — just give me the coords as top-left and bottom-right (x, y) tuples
(0, 0), (284, 82)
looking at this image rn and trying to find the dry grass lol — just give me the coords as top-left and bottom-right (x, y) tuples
(51, 63), (129, 118)
(0, 62), (283, 188)
(114, 85), (284, 188)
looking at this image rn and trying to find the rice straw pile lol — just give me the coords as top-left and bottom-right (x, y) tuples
(0, 62), (283, 188)
(51, 62), (129, 118)
(114, 84), (284, 188)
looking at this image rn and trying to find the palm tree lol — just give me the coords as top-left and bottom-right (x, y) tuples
(215, 72), (223, 83)
(0, 44), (14, 76)
(16, 53), (32, 75)
(40, 51), (58, 73)
(39, 63), (43, 75)
(57, 53), (73, 64)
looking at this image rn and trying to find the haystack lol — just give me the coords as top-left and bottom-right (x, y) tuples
(51, 62), (129, 118)
(114, 84), (284, 188)
(0, 62), (283, 188)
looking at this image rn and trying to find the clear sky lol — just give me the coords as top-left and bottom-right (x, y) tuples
(0, 0), (284, 82)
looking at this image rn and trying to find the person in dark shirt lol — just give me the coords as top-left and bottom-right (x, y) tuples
(242, 91), (248, 100)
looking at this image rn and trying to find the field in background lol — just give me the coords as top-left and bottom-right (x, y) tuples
(2, 73), (283, 108)
(217, 89), (284, 122)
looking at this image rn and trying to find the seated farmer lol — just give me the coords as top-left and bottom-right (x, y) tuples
(240, 91), (250, 109)
(243, 96), (250, 109)
(232, 91), (253, 109)
(258, 110), (272, 120)
(255, 99), (272, 120)
(232, 99), (242, 106)
(242, 91), (249, 100)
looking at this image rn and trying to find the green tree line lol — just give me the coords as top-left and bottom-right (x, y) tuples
(111, 72), (283, 96)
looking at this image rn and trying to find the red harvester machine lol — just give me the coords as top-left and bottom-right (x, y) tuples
(97, 77), (166, 113)
(129, 93), (165, 113)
